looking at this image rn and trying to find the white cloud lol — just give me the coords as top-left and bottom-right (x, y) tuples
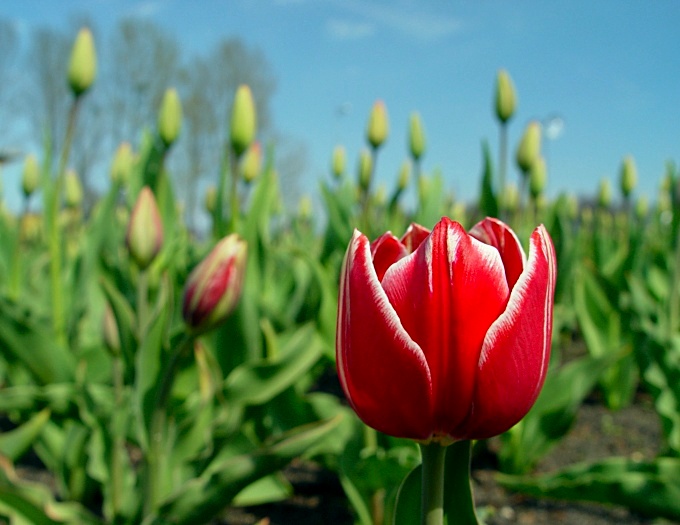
(326, 18), (375, 40)
(127, 0), (168, 18)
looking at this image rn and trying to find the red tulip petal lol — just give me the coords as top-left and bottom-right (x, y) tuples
(381, 218), (510, 437)
(337, 230), (433, 439)
(469, 218), (526, 290)
(461, 225), (556, 439)
(400, 222), (431, 253)
(371, 232), (409, 282)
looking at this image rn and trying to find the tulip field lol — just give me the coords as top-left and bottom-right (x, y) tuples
(3, 28), (680, 525)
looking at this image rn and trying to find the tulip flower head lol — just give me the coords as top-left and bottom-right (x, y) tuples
(126, 187), (164, 270)
(336, 217), (556, 443)
(182, 234), (247, 333)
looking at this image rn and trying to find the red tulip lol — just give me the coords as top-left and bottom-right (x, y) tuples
(336, 217), (556, 442)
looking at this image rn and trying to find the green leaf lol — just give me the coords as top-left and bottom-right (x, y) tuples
(498, 456), (680, 520)
(0, 408), (51, 462)
(478, 140), (498, 218)
(232, 474), (292, 506)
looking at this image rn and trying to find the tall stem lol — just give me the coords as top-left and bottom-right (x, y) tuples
(230, 151), (241, 232)
(498, 122), (508, 216)
(110, 353), (125, 519)
(419, 443), (446, 525)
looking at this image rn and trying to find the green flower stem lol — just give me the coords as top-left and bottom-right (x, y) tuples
(136, 270), (149, 339)
(419, 442), (447, 525)
(230, 151), (241, 232)
(110, 352), (125, 519)
(145, 332), (194, 515)
(498, 122), (508, 215)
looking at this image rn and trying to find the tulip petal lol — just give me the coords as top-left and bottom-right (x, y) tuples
(370, 232), (409, 282)
(469, 217), (526, 290)
(381, 218), (510, 436)
(400, 222), (431, 253)
(337, 230), (433, 439)
(462, 225), (556, 439)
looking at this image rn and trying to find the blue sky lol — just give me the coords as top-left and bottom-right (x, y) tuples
(3, 0), (680, 209)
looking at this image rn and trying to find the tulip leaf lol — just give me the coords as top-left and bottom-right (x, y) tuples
(478, 140), (498, 219)
(0, 408), (51, 462)
(232, 473), (292, 506)
(497, 456), (680, 520)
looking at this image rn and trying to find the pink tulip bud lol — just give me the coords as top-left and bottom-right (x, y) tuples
(336, 217), (556, 443)
(126, 187), (163, 270)
(182, 234), (247, 333)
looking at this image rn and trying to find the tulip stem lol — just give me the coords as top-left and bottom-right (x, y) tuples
(419, 442), (446, 525)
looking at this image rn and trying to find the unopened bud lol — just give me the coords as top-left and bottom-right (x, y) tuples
(408, 111), (426, 161)
(64, 169), (83, 208)
(620, 155), (637, 198)
(241, 142), (262, 183)
(68, 28), (97, 97)
(366, 100), (389, 149)
(204, 185), (217, 214)
(635, 195), (648, 220)
(494, 69), (517, 124)
(230, 84), (257, 157)
(110, 142), (134, 185)
(158, 88), (182, 147)
(331, 145), (346, 179)
(126, 187), (163, 270)
(22, 154), (40, 198)
(516, 121), (541, 174)
(529, 156), (547, 199)
(397, 159), (411, 191)
(598, 178), (612, 208)
(182, 234), (247, 333)
(298, 195), (313, 220)
(502, 183), (520, 213)
(358, 149), (373, 191)
(102, 305), (121, 356)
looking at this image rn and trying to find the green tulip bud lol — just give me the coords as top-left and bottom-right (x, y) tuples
(22, 154), (40, 198)
(126, 186), (164, 270)
(230, 84), (257, 157)
(241, 142), (262, 183)
(366, 100), (389, 149)
(635, 195), (648, 220)
(516, 121), (542, 174)
(529, 156), (547, 199)
(158, 88), (182, 147)
(502, 183), (520, 213)
(64, 169), (83, 208)
(494, 69), (517, 124)
(20, 213), (42, 243)
(182, 234), (247, 333)
(110, 142), (134, 185)
(397, 159), (411, 191)
(298, 194), (313, 220)
(358, 149), (373, 191)
(102, 305), (121, 356)
(408, 111), (426, 161)
(204, 185), (217, 214)
(598, 178), (612, 209)
(620, 155), (637, 198)
(331, 145), (346, 179)
(68, 28), (97, 97)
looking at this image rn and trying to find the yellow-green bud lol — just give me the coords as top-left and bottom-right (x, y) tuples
(598, 178), (612, 208)
(358, 149), (373, 191)
(366, 100), (389, 149)
(68, 28), (97, 97)
(241, 142), (262, 183)
(494, 69), (517, 124)
(230, 84), (257, 157)
(620, 155), (637, 198)
(516, 121), (542, 174)
(408, 111), (426, 161)
(397, 159), (411, 191)
(126, 187), (164, 270)
(182, 234), (247, 333)
(331, 145), (346, 179)
(64, 169), (83, 208)
(529, 156), (547, 199)
(22, 154), (40, 198)
(20, 213), (42, 243)
(158, 88), (182, 147)
(374, 184), (387, 207)
(635, 195), (648, 220)
(298, 194), (313, 219)
(204, 185), (217, 214)
(110, 142), (134, 185)
(502, 183), (520, 213)
(102, 305), (121, 356)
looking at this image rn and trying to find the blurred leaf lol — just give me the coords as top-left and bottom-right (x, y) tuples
(498, 456), (680, 520)
(0, 409), (50, 462)
(232, 473), (292, 506)
(478, 141), (498, 218)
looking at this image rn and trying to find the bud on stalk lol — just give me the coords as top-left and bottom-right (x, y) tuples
(620, 155), (637, 198)
(64, 169), (83, 208)
(22, 154), (40, 198)
(230, 85), (257, 158)
(494, 69), (517, 124)
(358, 149), (373, 191)
(158, 88), (183, 147)
(366, 100), (389, 149)
(241, 142), (262, 183)
(110, 142), (134, 185)
(182, 234), (247, 333)
(126, 187), (164, 270)
(68, 28), (97, 98)
(529, 156), (547, 199)
(331, 145), (346, 180)
(516, 121), (542, 174)
(408, 111), (426, 161)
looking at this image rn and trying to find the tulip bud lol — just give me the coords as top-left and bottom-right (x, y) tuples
(19, 213), (42, 243)
(598, 178), (612, 208)
(22, 154), (40, 198)
(126, 187), (163, 270)
(620, 155), (637, 198)
(502, 183), (520, 213)
(204, 185), (217, 214)
(102, 305), (121, 356)
(64, 169), (83, 208)
(358, 149), (373, 191)
(397, 159), (411, 191)
(529, 156), (547, 199)
(230, 84), (257, 158)
(241, 142), (262, 183)
(298, 194), (313, 220)
(494, 69), (517, 124)
(635, 195), (648, 220)
(331, 145), (346, 179)
(158, 88), (182, 147)
(516, 121), (541, 174)
(408, 111), (426, 161)
(67, 28), (97, 97)
(110, 142), (134, 185)
(182, 234), (247, 333)
(366, 100), (389, 149)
